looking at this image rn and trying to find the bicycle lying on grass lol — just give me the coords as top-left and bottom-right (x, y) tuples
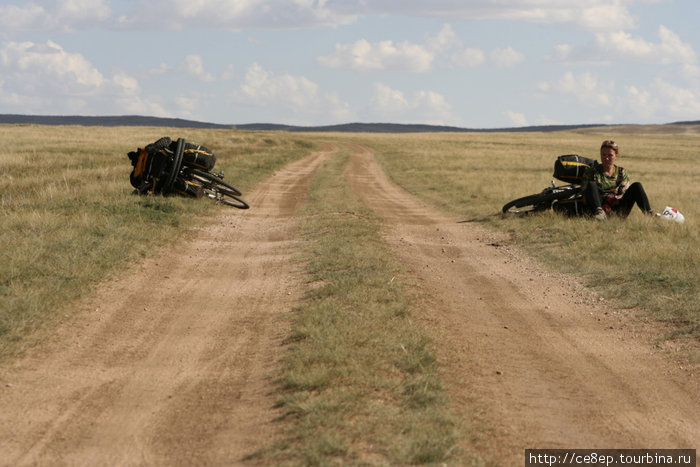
(127, 137), (249, 209)
(502, 155), (593, 216)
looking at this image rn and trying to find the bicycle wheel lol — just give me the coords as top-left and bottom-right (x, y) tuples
(185, 167), (243, 195)
(502, 186), (577, 215)
(160, 138), (185, 195)
(183, 168), (249, 209)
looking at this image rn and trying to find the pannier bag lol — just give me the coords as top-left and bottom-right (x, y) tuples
(128, 146), (169, 193)
(183, 142), (216, 170)
(173, 178), (204, 198)
(553, 154), (596, 183)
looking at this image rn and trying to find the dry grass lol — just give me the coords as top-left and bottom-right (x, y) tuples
(0, 124), (311, 358)
(320, 130), (699, 343)
(1, 124), (696, 464)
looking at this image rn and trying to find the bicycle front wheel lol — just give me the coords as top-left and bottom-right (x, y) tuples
(502, 187), (576, 215)
(184, 168), (249, 209)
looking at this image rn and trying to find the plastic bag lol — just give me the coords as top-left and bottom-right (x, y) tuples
(657, 206), (685, 224)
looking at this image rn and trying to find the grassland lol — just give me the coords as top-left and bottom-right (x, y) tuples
(327, 131), (699, 344)
(0, 125), (313, 357)
(0, 124), (696, 464)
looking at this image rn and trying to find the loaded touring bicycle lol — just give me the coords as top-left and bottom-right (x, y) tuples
(128, 137), (249, 209)
(501, 154), (601, 216)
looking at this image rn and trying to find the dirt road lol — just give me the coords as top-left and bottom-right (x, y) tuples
(1, 142), (697, 465)
(0, 147), (331, 466)
(345, 143), (698, 463)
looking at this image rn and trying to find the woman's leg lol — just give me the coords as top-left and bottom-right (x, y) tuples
(585, 181), (603, 209)
(584, 181), (603, 213)
(616, 182), (652, 217)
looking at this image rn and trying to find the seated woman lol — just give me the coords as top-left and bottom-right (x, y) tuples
(581, 140), (655, 221)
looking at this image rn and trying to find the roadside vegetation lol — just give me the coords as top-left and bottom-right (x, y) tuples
(0, 125), (312, 358)
(1, 124), (696, 463)
(332, 131), (699, 346)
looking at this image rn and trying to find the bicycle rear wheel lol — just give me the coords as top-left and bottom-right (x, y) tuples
(184, 168), (249, 209)
(160, 138), (185, 195)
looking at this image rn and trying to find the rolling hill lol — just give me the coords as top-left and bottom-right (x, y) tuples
(1, 114), (698, 133)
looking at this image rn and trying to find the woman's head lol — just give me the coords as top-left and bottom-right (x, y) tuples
(600, 140), (618, 167)
(600, 140), (619, 155)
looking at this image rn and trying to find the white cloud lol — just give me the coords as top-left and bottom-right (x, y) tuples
(651, 79), (700, 118)
(551, 26), (697, 65)
(115, 96), (171, 118)
(451, 46), (524, 68)
(505, 110), (528, 127)
(324, 91), (356, 123)
(596, 26), (696, 64)
(319, 24), (524, 72)
(318, 39), (435, 73)
(233, 63), (354, 123)
(426, 23), (460, 52)
(0, 40), (166, 116)
(574, 2), (637, 31)
(237, 63), (320, 109)
(182, 55), (216, 82)
(149, 55), (218, 82)
(371, 83), (410, 113)
(0, 0), (111, 33)
(539, 71), (614, 107)
(623, 79), (700, 121)
(0, 40), (106, 91)
(0, 1), (645, 33)
(326, 1), (638, 31)
(451, 48), (486, 68)
(490, 47), (526, 68)
(118, 0), (356, 30)
(368, 83), (456, 125)
(537, 70), (700, 124)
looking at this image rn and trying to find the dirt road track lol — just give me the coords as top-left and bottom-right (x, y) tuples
(0, 147), (331, 466)
(345, 143), (698, 464)
(1, 142), (697, 466)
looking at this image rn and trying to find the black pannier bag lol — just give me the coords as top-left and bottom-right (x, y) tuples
(128, 146), (170, 193)
(553, 154), (596, 183)
(172, 177), (204, 198)
(182, 142), (216, 170)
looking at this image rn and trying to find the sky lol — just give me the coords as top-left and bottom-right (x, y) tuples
(0, 0), (698, 128)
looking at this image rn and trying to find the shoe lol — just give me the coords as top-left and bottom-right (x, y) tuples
(594, 207), (607, 221)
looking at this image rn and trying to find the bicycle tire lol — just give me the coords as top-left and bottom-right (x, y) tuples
(185, 168), (243, 196)
(161, 138), (185, 195)
(502, 186), (577, 214)
(183, 168), (249, 209)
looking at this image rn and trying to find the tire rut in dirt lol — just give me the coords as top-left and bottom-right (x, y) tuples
(344, 143), (699, 464)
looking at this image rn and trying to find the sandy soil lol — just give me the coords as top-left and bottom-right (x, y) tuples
(0, 142), (697, 466)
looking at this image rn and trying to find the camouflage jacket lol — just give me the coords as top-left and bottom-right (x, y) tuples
(581, 164), (630, 196)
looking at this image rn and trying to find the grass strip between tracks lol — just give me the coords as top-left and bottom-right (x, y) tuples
(255, 147), (476, 465)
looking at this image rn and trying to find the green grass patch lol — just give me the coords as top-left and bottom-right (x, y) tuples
(255, 146), (470, 465)
(0, 125), (313, 359)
